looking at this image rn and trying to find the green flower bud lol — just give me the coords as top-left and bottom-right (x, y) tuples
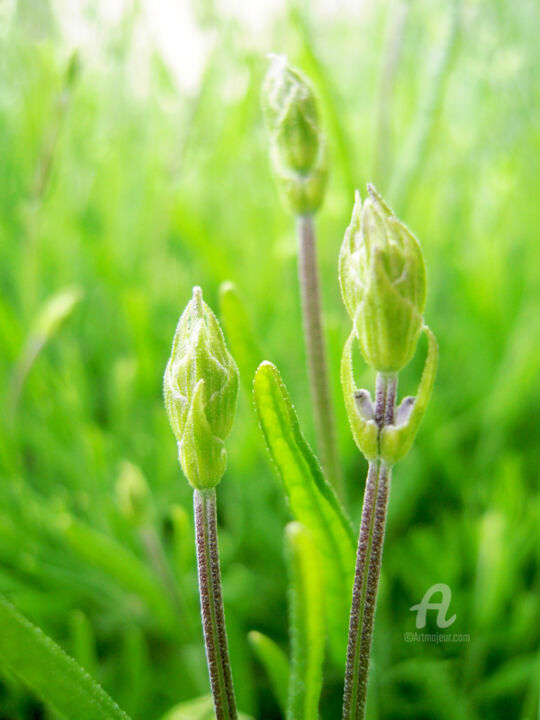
(116, 460), (154, 527)
(262, 54), (328, 215)
(164, 287), (239, 489)
(339, 185), (427, 372)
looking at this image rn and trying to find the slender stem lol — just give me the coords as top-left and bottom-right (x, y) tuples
(193, 489), (237, 720)
(342, 373), (397, 720)
(342, 459), (380, 718)
(297, 214), (342, 494)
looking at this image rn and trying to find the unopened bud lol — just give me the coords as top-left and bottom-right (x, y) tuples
(339, 185), (427, 372)
(116, 461), (153, 527)
(164, 287), (239, 489)
(262, 55), (327, 215)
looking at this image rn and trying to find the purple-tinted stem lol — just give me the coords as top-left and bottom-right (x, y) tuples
(342, 373), (396, 720)
(297, 214), (342, 495)
(194, 489), (237, 720)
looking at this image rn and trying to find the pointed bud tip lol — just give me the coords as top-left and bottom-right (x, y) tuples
(190, 286), (204, 318)
(266, 52), (287, 70)
(367, 183), (394, 216)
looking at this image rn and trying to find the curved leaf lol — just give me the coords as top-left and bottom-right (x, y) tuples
(253, 361), (355, 665)
(0, 593), (130, 720)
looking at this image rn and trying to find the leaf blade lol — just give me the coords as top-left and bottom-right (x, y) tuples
(219, 281), (264, 392)
(253, 361), (355, 665)
(286, 522), (325, 720)
(0, 593), (131, 720)
(248, 631), (289, 715)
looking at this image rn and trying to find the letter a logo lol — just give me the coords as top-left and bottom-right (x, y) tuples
(409, 583), (456, 629)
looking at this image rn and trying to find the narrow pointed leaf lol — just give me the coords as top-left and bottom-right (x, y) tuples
(219, 281), (264, 392)
(253, 361), (355, 665)
(248, 631), (289, 715)
(60, 516), (178, 635)
(286, 523), (324, 720)
(0, 593), (130, 720)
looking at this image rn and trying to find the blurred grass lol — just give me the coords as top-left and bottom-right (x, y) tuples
(0, 0), (539, 719)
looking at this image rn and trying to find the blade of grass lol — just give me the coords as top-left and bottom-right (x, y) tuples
(8, 286), (82, 420)
(248, 631), (290, 716)
(68, 610), (98, 679)
(219, 281), (264, 392)
(389, 0), (461, 212)
(59, 514), (180, 638)
(0, 593), (130, 720)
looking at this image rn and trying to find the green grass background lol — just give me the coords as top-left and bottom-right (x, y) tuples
(0, 0), (539, 718)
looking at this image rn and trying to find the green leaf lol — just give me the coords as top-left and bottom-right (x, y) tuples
(390, 658), (478, 720)
(8, 286), (82, 417)
(340, 329), (378, 461)
(69, 609), (98, 679)
(160, 695), (254, 720)
(59, 515), (179, 636)
(285, 523), (324, 720)
(0, 593), (130, 720)
(248, 630), (289, 715)
(253, 361), (355, 665)
(219, 281), (264, 393)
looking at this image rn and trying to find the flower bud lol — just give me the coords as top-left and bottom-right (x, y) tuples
(339, 185), (427, 372)
(262, 55), (327, 215)
(116, 460), (154, 528)
(164, 287), (239, 489)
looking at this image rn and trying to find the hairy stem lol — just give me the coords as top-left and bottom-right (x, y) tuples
(297, 214), (342, 494)
(194, 489), (237, 720)
(342, 373), (396, 720)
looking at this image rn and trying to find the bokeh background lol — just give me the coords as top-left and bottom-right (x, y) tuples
(1, 0), (539, 718)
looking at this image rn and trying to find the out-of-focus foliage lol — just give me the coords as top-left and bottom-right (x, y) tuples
(0, 0), (539, 719)
(0, 594), (130, 720)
